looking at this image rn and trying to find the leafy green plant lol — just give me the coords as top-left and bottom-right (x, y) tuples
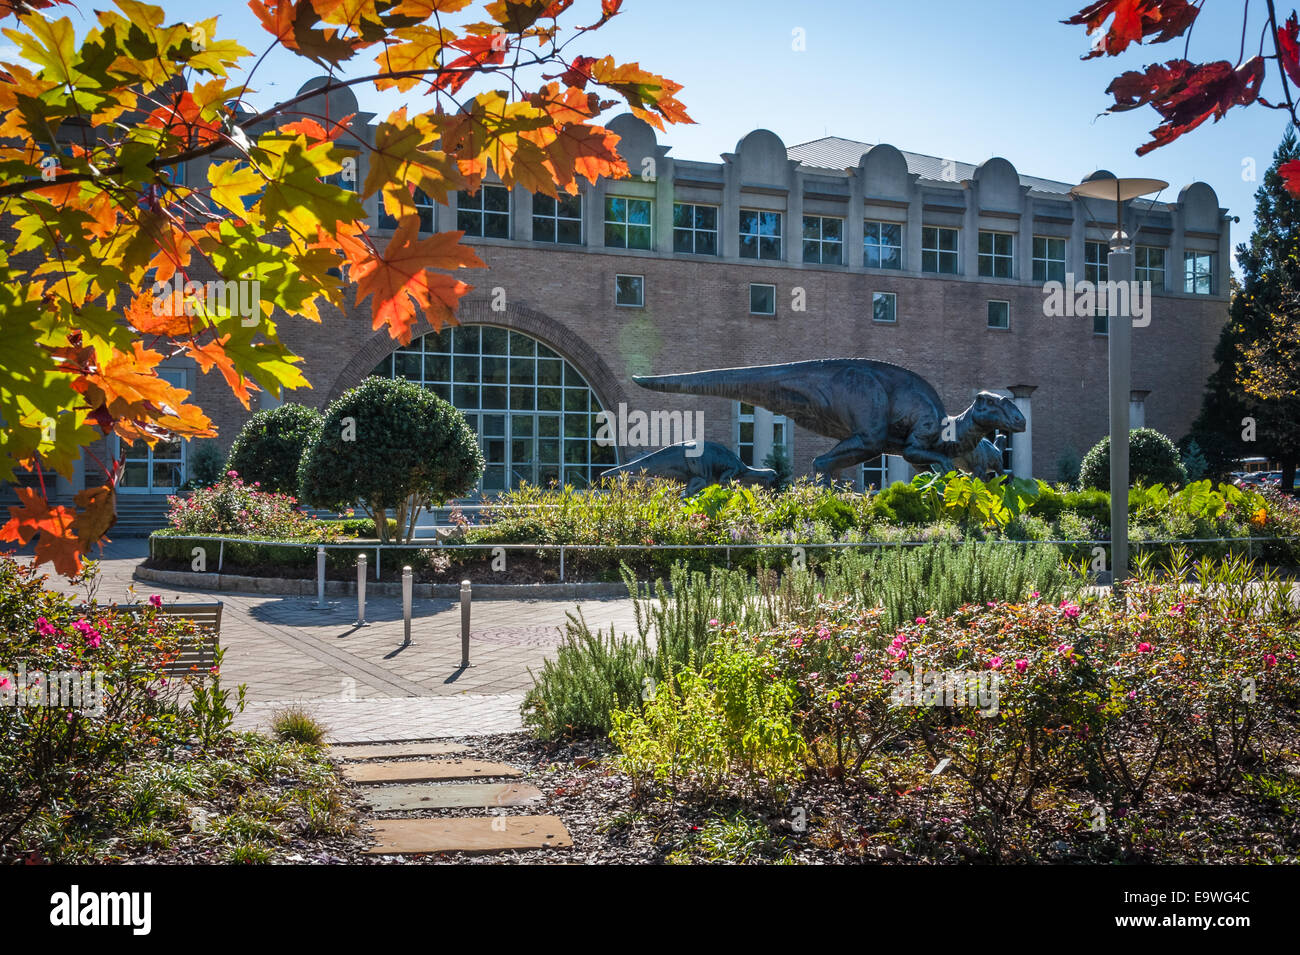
(188, 648), (248, 746)
(611, 636), (806, 793)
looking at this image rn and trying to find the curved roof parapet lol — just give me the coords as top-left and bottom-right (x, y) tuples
(607, 113), (659, 172)
(734, 129), (790, 184)
(858, 143), (910, 198)
(1082, 169), (1117, 182)
(292, 76), (360, 124)
(1178, 181), (1222, 231)
(974, 156), (1023, 210)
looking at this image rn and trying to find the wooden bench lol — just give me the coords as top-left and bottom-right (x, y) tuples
(85, 602), (223, 677)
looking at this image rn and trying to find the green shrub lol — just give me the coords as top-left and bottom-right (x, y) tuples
(225, 404), (323, 496)
(187, 439), (226, 489)
(610, 636), (806, 792)
(298, 377), (484, 543)
(872, 481), (933, 524)
(1079, 428), (1188, 491)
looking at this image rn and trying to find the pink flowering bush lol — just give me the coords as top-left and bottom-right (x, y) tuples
(0, 554), (218, 851)
(761, 552), (1300, 815)
(166, 471), (330, 539)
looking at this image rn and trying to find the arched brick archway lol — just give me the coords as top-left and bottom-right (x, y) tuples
(326, 296), (631, 418)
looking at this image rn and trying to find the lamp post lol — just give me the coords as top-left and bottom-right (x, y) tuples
(1069, 174), (1167, 587)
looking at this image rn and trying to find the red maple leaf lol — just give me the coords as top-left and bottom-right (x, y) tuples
(1105, 57), (1265, 154)
(1064, 0), (1199, 59)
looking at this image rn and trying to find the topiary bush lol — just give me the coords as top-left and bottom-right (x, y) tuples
(1078, 428), (1188, 491)
(297, 376), (484, 543)
(225, 404), (324, 496)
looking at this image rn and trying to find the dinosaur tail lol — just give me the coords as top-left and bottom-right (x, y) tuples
(633, 362), (805, 403)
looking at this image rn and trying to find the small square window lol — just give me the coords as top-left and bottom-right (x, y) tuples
(749, 283), (776, 315)
(872, 291), (897, 324)
(987, 300), (1010, 330)
(615, 274), (644, 307)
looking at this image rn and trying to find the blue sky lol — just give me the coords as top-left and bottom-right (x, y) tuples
(7, 1), (1295, 264)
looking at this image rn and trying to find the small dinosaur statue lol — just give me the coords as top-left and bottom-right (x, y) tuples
(954, 436), (1007, 480)
(600, 440), (778, 496)
(633, 358), (1025, 479)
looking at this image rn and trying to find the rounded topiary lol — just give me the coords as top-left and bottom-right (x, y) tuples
(224, 403), (324, 495)
(297, 376), (484, 541)
(1078, 428), (1188, 491)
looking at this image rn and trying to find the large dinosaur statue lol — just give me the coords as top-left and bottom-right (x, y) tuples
(633, 359), (1026, 479)
(601, 440), (778, 496)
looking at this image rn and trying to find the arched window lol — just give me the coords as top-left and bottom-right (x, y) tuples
(372, 324), (616, 493)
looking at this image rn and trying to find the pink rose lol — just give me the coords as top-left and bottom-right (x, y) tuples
(1014, 659), (1028, 673)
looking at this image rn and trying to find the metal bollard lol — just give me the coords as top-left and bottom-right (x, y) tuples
(401, 565), (413, 645)
(460, 579), (471, 667)
(356, 553), (368, 626)
(316, 545), (326, 609)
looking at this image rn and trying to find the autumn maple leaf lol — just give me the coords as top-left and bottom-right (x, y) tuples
(1064, 0), (1199, 59)
(0, 486), (82, 577)
(1105, 57), (1265, 154)
(1279, 159), (1300, 198)
(351, 216), (485, 344)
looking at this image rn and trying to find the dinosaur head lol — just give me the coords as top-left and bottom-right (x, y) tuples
(968, 392), (1026, 434)
(959, 437), (1005, 480)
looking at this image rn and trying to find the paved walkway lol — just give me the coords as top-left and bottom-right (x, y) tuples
(33, 540), (641, 741)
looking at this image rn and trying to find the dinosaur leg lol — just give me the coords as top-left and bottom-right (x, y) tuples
(813, 434), (879, 485)
(683, 476), (709, 496)
(902, 442), (956, 475)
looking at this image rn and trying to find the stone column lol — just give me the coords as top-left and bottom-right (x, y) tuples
(511, 186), (531, 242)
(654, 154), (674, 254)
(720, 154), (739, 259)
(1130, 389), (1150, 430)
(886, 454), (911, 486)
(784, 163), (803, 265)
(752, 406), (774, 468)
(1008, 384), (1037, 478)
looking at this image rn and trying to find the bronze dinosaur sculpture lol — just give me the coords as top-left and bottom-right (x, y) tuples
(633, 359), (1026, 479)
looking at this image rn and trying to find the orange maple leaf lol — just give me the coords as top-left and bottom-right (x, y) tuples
(0, 487), (82, 577)
(352, 216), (485, 343)
(72, 484), (116, 551)
(186, 335), (258, 408)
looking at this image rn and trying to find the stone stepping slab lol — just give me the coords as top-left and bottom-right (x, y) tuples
(344, 759), (521, 785)
(331, 742), (469, 761)
(364, 816), (572, 855)
(365, 782), (544, 812)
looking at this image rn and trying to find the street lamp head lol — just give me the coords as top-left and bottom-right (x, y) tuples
(1070, 175), (1169, 251)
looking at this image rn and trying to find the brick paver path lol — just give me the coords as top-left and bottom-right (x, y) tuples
(34, 540), (640, 742)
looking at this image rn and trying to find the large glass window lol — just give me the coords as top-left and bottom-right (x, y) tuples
(373, 325), (613, 492)
(1086, 240), (1110, 334)
(1136, 245), (1166, 290)
(379, 186), (434, 232)
(673, 202), (718, 254)
(1184, 251), (1214, 294)
(457, 184), (511, 238)
(736, 402), (791, 468)
(921, 226), (959, 274)
(978, 231), (1014, 278)
(864, 220), (902, 269)
(739, 209), (782, 260)
(802, 215), (843, 265)
(1032, 236), (1066, 283)
(605, 196), (652, 249)
(532, 192), (583, 244)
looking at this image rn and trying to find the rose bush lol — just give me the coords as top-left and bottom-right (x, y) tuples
(166, 472), (330, 540)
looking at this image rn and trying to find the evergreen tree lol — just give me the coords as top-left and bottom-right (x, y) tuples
(1189, 128), (1300, 488)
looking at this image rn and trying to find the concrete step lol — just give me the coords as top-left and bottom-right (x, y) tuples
(364, 816), (572, 855)
(364, 782), (543, 812)
(344, 759), (522, 785)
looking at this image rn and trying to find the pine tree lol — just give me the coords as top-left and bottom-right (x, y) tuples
(1189, 128), (1300, 488)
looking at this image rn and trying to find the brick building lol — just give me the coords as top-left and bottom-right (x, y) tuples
(65, 79), (1233, 505)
